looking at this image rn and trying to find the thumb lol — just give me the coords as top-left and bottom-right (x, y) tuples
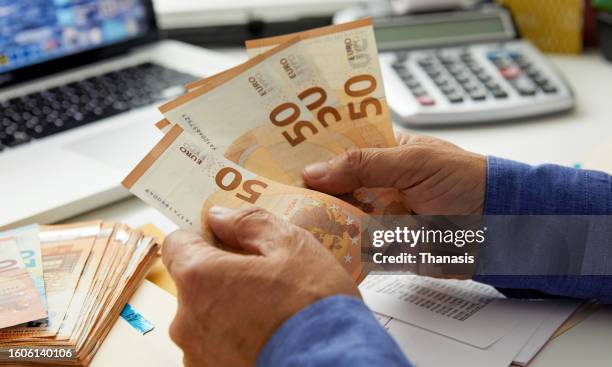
(162, 230), (224, 279)
(303, 146), (421, 195)
(207, 206), (294, 256)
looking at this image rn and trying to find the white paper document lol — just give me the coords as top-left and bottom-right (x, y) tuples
(512, 301), (580, 366)
(364, 275), (581, 367)
(91, 280), (182, 367)
(360, 275), (518, 348)
(386, 300), (552, 367)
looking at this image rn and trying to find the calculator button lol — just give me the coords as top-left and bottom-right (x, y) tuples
(492, 89), (508, 99)
(513, 79), (537, 96)
(489, 84), (504, 92)
(468, 64), (484, 74)
(428, 69), (443, 78)
(394, 51), (408, 62)
(508, 51), (523, 60)
(515, 58), (531, 69)
(433, 76), (449, 86)
(416, 96), (436, 106)
(437, 55), (455, 65)
(441, 85), (456, 95)
(395, 68), (412, 78)
(526, 68), (549, 86)
(493, 58), (513, 69)
(460, 53), (473, 62)
(418, 57), (435, 67)
(524, 66), (540, 78)
(422, 64), (441, 74)
(446, 64), (465, 74)
(532, 74), (549, 85)
(411, 86), (427, 97)
(500, 66), (521, 80)
(487, 51), (503, 61)
(469, 91), (487, 101)
(455, 72), (470, 83)
(462, 81), (480, 92)
(465, 63), (481, 72)
(447, 93), (464, 103)
(405, 79), (421, 89)
(484, 80), (500, 90)
(476, 72), (492, 82)
(541, 83), (558, 94)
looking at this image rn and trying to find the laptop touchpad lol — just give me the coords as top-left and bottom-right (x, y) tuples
(66, 115), (161, 172)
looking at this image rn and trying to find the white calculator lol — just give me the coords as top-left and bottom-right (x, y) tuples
(372, 6), (575, 126)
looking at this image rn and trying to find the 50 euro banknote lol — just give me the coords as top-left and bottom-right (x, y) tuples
(244, 18), (414, 216)
(158, 37), (345, 187)
(185, 18), (395, 152)
(122, 125), (366, 282)
(245, 18), (396, 150)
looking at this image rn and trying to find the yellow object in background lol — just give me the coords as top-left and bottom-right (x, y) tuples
(146, 258), (177, 296)
(498, 0), (584, 54)
(139, 223), (177, 296)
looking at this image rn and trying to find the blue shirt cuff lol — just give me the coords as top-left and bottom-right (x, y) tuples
(257, 295), (411, 367)
(485, 156), (612, 215)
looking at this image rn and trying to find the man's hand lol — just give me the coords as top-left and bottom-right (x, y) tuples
(163, 206), (360, 367)
(303, 133), (486, 215)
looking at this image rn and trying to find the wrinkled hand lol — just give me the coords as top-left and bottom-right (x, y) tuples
(162, 207), (360, 367)
(303, 133), (486, 215)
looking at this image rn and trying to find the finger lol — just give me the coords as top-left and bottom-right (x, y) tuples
(303, 146), (421, 195)
(207, 206), (293, 256)
(396, 131), (459, 150)
(162, 230), (223, 278)
(395, 131), (414, 145)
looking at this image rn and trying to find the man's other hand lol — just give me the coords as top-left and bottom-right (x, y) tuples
(162, 207), (360, 367)
(303, 133), (486, 215)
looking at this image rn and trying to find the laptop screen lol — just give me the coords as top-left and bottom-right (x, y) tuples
(0, 0), (151, 74)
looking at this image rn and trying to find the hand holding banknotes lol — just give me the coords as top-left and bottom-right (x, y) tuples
(304, 132), (487, 215)
(163, 206), (359, 367)
(124, 17), (485, 367)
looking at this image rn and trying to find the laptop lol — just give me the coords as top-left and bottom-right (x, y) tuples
(0, 0), (232, 229)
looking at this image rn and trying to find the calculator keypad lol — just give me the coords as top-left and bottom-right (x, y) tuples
(392, 61), (437, 106)
(392, 47), (560, 107)
(488, 51), (558, 95)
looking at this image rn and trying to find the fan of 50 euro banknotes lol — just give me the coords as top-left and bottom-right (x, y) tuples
(123, 18), (409, 284)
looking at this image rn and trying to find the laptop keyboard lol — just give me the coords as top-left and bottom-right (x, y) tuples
(0, 63), (196, 151)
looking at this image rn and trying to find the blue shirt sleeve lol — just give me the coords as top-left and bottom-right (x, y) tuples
(476, 156), (612, 303)
(257, 295), (411, 367)
(484, 156), (612, 215)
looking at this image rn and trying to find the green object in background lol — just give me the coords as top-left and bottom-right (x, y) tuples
(593, 0), (612, 12)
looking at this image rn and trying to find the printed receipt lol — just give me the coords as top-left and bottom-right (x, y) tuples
(360, 275), (523, 348)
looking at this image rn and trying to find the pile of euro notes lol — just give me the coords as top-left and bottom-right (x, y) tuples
(123, 18), (407, 283)
(0, 222), (159, 366)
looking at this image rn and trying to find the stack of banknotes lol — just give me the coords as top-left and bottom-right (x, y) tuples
(0, 222), (159, 366)
(123, 18), (407, 283)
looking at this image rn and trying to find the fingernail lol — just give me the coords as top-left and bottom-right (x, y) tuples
(304, 162), (329, 179)
(208, 206), (233, 217)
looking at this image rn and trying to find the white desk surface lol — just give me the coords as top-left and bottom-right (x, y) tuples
(69, 49), (612, 367)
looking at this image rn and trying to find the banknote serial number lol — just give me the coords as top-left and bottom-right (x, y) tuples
(6, 348), (74, 359)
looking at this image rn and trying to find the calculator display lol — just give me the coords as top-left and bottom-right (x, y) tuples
(374, 15), (511, 50)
